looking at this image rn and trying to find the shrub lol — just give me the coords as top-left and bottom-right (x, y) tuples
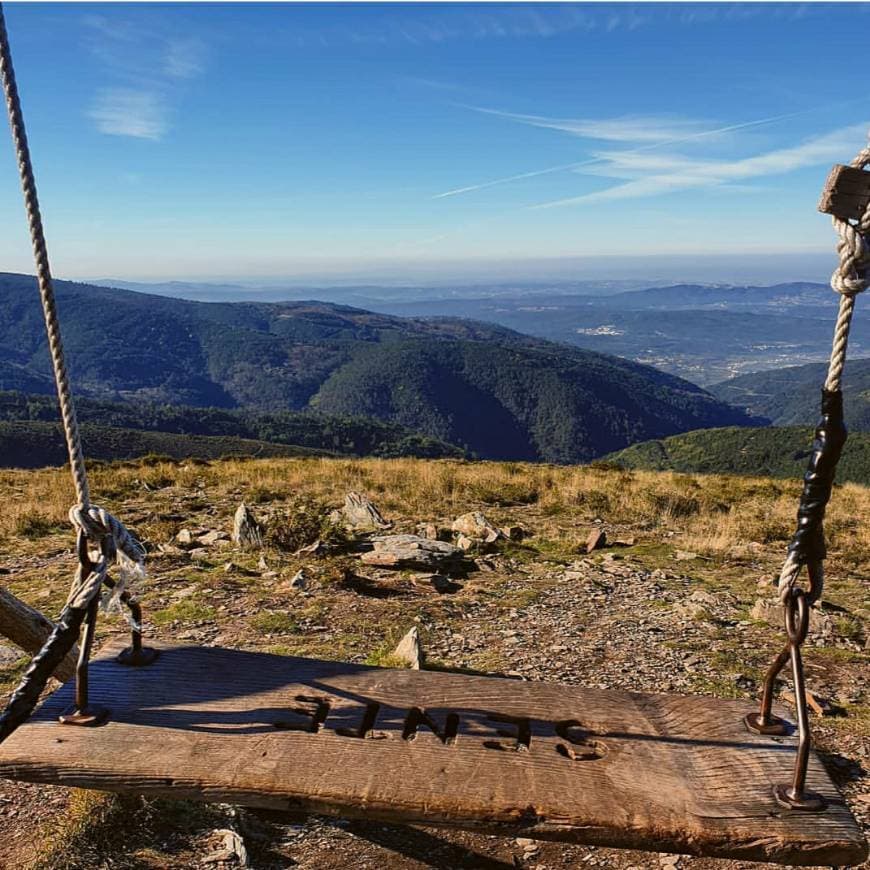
(14, 511), (59, 539)
(265, 495), (348, 552)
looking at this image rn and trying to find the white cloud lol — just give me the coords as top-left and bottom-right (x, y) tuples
(88, 88), (167, 140)
(532, 123), (870, 208)
(164, 37), (207, 79)
(84, 15), (207, 140)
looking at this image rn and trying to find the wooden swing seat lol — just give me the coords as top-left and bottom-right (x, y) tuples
(0, 641), (865, 866)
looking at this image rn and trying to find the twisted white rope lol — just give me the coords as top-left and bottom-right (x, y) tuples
(66, 507), (145, 612)
(824, 142), (870, 393)
(0, 5), (145, 612)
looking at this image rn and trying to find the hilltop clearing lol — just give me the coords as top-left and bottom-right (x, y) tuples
(1, 457), (867, 868)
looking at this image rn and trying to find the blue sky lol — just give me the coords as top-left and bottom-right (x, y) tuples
(0, 2), (868, 282)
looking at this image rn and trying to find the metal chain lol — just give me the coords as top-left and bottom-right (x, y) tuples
(0, 3), (90, 510)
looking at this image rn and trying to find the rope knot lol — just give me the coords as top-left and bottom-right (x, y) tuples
(830, 141), (870, 299)
(66, 505), (145, 612)
(69, 505), (144, 566)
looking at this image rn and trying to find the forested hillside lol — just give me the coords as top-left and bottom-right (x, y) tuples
(711, 359), (870, 429)
(0, 391), (464, 464)
(604, 425), (870, 484)
(0, 274), (754, 462)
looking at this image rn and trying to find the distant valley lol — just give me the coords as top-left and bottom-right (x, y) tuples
(0, 273), (753, 465)
(89, 279), (866, 386)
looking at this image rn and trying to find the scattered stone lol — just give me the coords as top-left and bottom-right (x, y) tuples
(361, 535), (465, 571)
(673, 589), (719, 621)
(294, 539), (325, 556)
(392, 626), (423, 669)
(751, 597), (835, 643)
(223, 561), (237, 573)
(417, 522), (441, 540)
(189, 548), (209, 561)
(585, 528), (607, 553)
(198, 530), (230, 547)
(456, 533), (476, 552)
(157, 543), (186, 556)
(338, 491), (391, 530)
(501, 525), (526, 541)
(475, 557), (497, 572)
(288, 569), (307, 590)
(781, 687), (836, 717)
(674, 550), (699, 561)
(232, 502), (262, 549)
(203, 829), (249, 867)
(0, 643), (22, 666)
(452, 512), (502, 545)
(175, 529), (194, 545)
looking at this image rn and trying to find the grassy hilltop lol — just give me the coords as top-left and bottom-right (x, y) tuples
(0, 456), (867, 868)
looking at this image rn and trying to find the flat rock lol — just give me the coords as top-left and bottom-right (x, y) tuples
(198, 530), (230, 547)
(361, 535), (465, 571)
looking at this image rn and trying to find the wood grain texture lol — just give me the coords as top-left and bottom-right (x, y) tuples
(0, 587), (77, 681)
(0, 641), (865, 866)
(818, 163), (870, 220)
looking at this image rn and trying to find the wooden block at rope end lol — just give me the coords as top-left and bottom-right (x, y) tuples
(819, 163), (870, 221)
(0, 642), (866, 867)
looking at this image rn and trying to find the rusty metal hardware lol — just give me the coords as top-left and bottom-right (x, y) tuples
(819, 164), (870, 221)
(59, 595), (108, 727)
(745, 389), (842, 812)
(103, 577), (158, 668)
(746, 587), (825, 810)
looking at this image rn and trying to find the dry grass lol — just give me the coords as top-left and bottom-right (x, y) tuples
(1, 455), (868, 868)
(2, 455), (868, 559)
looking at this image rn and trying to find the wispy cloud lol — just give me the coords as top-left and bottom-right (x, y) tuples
(531, 123), (870, 209)
(88, 88), (167, 140)
(433, 107), (815, 199)
(164, 37), (207, 79)
(83, 15), (207, 141)
(463, 107), (710, 143)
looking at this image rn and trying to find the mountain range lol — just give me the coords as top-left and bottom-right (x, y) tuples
(0, 273), (753, 464)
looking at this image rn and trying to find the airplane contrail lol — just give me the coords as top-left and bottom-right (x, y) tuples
(431, 105), (845, 200)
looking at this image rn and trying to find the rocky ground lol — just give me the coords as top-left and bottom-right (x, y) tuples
(0, 457), (867, 869)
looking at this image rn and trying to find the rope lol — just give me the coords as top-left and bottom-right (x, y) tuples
(778, 136), (870, 601)
(0, 4), (144, 612)
(0, 4), (89, 508)
(824, 142), (870, 392)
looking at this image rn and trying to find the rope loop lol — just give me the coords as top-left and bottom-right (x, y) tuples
(829, 139), (870, 299)
(65, 506), (145, 611)
(776, 555), (823, 608)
